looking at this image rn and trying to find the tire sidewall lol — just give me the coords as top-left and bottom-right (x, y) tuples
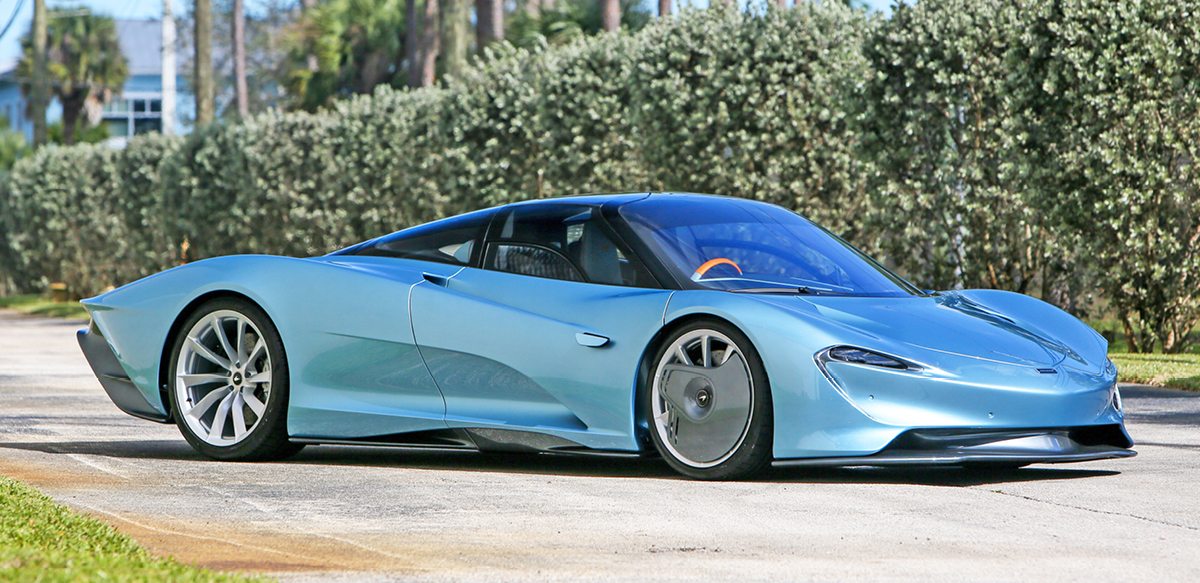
(167, 297), (292, 461)
(645, 318), (773, 480)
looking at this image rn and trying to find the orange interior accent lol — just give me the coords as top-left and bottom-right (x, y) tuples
(694, 257), (743, 278)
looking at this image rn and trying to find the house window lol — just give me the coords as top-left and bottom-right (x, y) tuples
(100, 96), (166, 138)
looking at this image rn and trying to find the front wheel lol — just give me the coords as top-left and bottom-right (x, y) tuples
(167, 298), (302, 461)
(645, 319), (773, 480)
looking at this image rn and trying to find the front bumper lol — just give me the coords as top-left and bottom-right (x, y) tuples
(772, 425), (1135, 468)
(78, 321), (171, 423)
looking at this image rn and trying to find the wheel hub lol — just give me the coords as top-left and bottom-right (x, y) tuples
(652, 328), (754, 468)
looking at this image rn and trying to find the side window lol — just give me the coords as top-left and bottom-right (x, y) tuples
(351, 210), (491, 266)
(487, 244), (584, 282)
(484, 205), (656, 287)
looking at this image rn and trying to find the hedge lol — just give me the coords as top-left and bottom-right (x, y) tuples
(0, 1), (1196, 352)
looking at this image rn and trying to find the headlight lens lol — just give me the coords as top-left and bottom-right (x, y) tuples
(1105, 357), (1118, 376)
(827, 346), (913, 370)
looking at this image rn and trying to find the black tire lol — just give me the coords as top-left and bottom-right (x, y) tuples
(167, 297), (303, 461)
(644, 318), (773, 480)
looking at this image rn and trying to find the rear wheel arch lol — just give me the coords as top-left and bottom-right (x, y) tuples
(157, 290), (278, 418)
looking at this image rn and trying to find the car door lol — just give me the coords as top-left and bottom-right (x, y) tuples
(289, 210), (492, 440)
(410, 203), (673, 452)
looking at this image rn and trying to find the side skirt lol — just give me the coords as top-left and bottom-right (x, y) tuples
(290, 427), (646, 459)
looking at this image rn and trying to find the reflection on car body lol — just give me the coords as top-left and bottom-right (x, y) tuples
(78, 193), (1134, 479)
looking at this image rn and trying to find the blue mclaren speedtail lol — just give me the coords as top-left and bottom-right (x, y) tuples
(78, 193), (1134, 479)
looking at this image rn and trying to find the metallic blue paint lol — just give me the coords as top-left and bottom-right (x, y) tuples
(78, 193), (1133, 468)
(410, 266), (671, 451)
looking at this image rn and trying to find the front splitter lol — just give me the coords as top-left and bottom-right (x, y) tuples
(773, 428), (1136, 468)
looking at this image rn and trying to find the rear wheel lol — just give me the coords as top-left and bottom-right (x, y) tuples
(645, 319), (772, 480)
(167, 298), (302, 461)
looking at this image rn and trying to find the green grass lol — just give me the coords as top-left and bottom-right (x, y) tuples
(0, 295), (88, 320)
(1109, 353), (1200, 392)
(0, 476), (265, 582)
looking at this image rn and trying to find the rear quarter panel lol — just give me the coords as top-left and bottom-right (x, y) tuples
(82, 255), (452, 422)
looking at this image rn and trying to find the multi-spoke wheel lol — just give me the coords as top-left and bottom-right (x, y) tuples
(646, 319), (773, 480)
(167, 298), (302, 461)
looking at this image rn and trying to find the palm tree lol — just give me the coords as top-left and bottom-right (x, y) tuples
(287, 0), (406, 109)
(18, 9), (127, 145)
(506, 0), (650, 47)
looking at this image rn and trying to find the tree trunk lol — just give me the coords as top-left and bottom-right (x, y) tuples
(475, 0), (503, 49)
(302, 0), (318, 71)
(31, 0), (47, 146)
(232, 0), (248, 119)
(60, 91), (86, 146)
(194, 0), (215, 124)
(601, 0), (619, 33)
(415, 0), (440, 87)
(440, 0), (469, 80)
(658, 0), (670, 17)
(162, 0), (176, 135)
(1122, 313), (1141, 354)
(774, 0), (786, 8)
(405, 0), (421, 87)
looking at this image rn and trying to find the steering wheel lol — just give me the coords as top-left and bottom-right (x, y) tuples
(692, 258), (742, 281)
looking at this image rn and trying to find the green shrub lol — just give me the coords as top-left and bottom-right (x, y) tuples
(857, 0), (1090, 309)
(1035, 0), (1200, 353)
(0, 2), (1196, 354)
(632, 5), (873, 239)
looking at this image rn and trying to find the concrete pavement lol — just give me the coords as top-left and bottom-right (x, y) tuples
(1, 308), (1198, 582)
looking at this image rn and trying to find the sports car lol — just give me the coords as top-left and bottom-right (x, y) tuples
(78, 193), (1135, 479)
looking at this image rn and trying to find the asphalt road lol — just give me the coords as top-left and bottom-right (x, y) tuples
(1, 308), (1199, 582)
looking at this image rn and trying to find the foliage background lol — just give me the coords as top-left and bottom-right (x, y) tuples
(0, 1), (1196, 352)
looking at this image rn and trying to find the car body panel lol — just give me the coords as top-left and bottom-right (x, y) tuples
(663, 288), (1122, 460)
(411, 266), (671, 451)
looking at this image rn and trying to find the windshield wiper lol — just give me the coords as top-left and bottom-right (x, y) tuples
(728, 287), (854, 296)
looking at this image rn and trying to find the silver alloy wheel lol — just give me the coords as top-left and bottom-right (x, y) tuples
(175, 309), (272, 447)
(651, 329), (754, 468)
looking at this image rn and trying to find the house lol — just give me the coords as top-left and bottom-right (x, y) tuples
(0, 18), (192, 144)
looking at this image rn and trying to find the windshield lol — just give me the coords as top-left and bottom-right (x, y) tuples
(620, 196), (922, 297)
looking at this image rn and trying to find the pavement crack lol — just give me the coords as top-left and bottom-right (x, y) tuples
(290, 528), (420, 563)
(200, 485), (276, 514)
(197, 487), (415, 564)
(66, 453), (130, 480)
(984, 489), (1200, 531)
(66, 500), (350, 567)
(1135, 441), (1200, 451)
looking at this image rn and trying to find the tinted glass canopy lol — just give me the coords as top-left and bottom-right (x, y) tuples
(619, 195), (923, 297)
(342, 209), (494, 266)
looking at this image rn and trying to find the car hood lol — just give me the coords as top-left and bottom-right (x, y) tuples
(753, 292), (1072, 368)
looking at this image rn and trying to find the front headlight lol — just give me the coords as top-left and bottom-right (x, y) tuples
(1105, 357), (1118, 376)
(824, 346), (920, 371)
